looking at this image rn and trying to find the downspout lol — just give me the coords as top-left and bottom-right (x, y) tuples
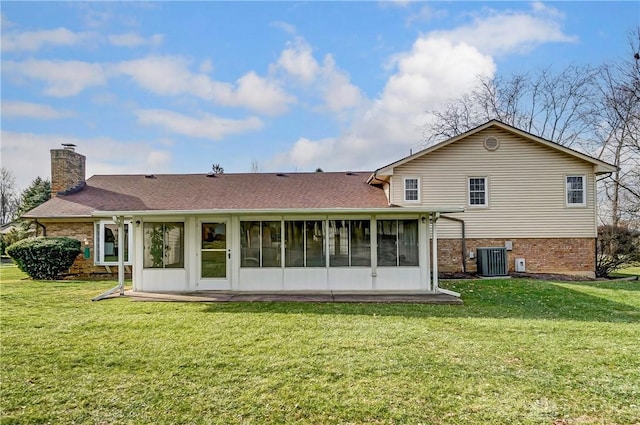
(92, 215), (126, 301)
(440, 215), (467, 273)
(34, 220), (47, 236)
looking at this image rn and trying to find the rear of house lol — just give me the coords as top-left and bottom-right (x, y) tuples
(371, 121), (615, 277)
(24, 120), (616, 292)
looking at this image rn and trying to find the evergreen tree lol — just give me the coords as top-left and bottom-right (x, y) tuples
(17, 177), (51, 217)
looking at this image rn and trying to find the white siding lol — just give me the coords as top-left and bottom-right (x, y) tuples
(392, 128), (598, 238)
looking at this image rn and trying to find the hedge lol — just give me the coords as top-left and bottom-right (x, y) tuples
(6, 237), (81, 280)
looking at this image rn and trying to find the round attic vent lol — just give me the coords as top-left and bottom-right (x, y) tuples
(483, 136), (499, 151)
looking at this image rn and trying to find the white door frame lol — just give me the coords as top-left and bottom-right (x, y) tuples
(197, 217), (231, 290)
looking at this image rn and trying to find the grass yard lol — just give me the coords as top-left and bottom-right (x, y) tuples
(1, 265), (639, 424)
(613, 265), (640, 278)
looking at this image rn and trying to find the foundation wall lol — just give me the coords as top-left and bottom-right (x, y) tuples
(436, 237), (596, 277)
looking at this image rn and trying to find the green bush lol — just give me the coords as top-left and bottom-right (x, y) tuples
(6, 237), (81, 280)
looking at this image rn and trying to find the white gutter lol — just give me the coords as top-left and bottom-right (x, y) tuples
(92, 206), (465, 218)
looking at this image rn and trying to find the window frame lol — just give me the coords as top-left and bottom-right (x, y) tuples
(468, 176), (488, 208)
(328, 219), (371, 267)
(94, 220), (133, 266)
(566, 175), (587, 207)
(240, 220), (282, 268)
(142, 221), (185, 269)
(403, 177), (420, 202)
(376, 219), (419, 267)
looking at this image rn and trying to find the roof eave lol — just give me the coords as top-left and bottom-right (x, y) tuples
(373, 119), (618, 177)
(93, 206), (465, 218)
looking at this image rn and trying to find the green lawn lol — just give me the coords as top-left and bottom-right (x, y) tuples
(1, 265), (639, 424)
(613, 265), (640, 277)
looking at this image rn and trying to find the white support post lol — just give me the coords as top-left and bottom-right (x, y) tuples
(431, 212), (439, 292)
(117, 215), (125, 295)
(424, 214), (431, 291)
(92, 215), (126, 301)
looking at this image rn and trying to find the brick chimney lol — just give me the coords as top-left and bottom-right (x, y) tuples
(51, 144), (86, 196)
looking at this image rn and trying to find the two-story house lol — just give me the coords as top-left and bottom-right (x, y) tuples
(24, 120), (616, 294)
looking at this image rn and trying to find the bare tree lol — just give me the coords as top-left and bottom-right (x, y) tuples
(0, 168), (19, 224)
(423, 65), (599, 150)
(596, 29), (640, 228)
(423, 30), (640, 231)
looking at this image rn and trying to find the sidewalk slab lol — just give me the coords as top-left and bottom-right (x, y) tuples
(123, 290), (462, 304)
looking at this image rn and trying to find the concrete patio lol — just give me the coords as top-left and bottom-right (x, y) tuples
(119, 290), (463, 304)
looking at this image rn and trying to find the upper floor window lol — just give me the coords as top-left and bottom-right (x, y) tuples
(566, 175), (586, 206)
(404, 177), (420, 202)
(94, 220), (132, 265)
(468, 177), (487, 207)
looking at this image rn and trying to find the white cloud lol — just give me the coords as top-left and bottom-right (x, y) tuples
(107, 32), (164, 47)
(274, 38), (363, 113)
(135, 109), (264, 140)
(231, 72), (295, 115)
(270, 5), (577, 171)
(199, 59), (213, 74)
(276, 38), (320, 83)
(4, 54), (295, 114)
(406, 5), (448, 26)
(1, 101), (75, 120)
(116, 56), (295, 115)
(0, 131), (172, 190)
(427, 4), (577, 56)
(271, 36), (496, 172)
(319, 55), (363, 112)
(3, 59), (107, 97)
(1, 27), (94, 52)
(270, 21), (297, 35)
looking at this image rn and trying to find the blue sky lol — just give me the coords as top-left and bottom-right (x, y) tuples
(1, 1), (638, 190)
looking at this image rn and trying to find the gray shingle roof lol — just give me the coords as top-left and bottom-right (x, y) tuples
(24, 172), (389, 218)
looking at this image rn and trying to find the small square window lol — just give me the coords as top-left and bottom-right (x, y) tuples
(566, 176), (586, 206)
(404, 178), (419, 202)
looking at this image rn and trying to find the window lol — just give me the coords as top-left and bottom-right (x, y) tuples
(94, 221), (132, 265)
(285, 220), (325, 267)
(329, 220), (371, 267)
(376, 219), (419, 266)
(566, 176), (586, 206)
(468, 177), (487, 207)
(404, 177), (419, 202)
(143, 222), (184, 268)
(240, 221), (282, 267)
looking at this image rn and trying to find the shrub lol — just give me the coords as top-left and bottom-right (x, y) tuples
(6, 237), (81, 280)
(596, 225), (640, 277)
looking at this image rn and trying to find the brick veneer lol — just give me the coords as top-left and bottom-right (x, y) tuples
(436, 237), (596, 277)
(44, 222), (130, 277)
(51, 148), (85, 196)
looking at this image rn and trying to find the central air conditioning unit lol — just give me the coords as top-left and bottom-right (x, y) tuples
(476, 247), (509, 277)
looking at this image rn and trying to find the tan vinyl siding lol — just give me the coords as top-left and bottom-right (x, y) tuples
(392, 128), (598, 239)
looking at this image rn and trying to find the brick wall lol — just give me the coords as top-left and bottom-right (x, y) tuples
(45, 222), (130, 277)
(436, 237), (596, 277)
(51, 148), (85, 196)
